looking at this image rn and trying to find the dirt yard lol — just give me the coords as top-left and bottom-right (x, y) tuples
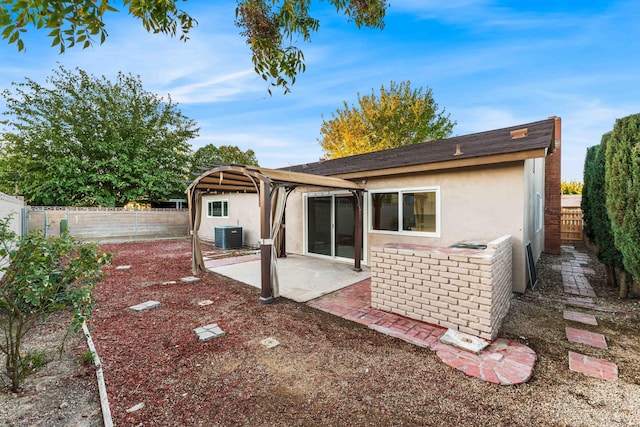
(2, 239), (639, 426)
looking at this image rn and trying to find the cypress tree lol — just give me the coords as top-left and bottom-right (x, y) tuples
(581, 145), (597, 243)
(605, 113), (640, 294)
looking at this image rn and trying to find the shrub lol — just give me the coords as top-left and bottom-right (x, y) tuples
(0, 214), (111, 391)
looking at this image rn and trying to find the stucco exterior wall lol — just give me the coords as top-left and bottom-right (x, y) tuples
(285, 163), (528, 292)
(370, 235), (512, 340)
(199, 193), (261, 247)
(0, 192), (25, 236)
(523, 158), (545, 286)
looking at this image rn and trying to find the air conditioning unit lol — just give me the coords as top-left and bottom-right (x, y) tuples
(214, 226), (243, 249)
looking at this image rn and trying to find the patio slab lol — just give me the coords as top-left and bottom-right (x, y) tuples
(209, 254), (370, 302)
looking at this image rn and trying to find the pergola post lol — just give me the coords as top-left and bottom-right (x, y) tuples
(353, 190), (363, 272)
(259, 178), (274, 304)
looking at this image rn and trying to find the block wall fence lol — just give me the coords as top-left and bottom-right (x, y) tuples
(27, 207), (189, 243)
(370, 235), (512, 340)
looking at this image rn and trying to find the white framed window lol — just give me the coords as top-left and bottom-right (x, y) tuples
(207, 199), (229, 218)
(535, 192), (542, 232)
(369, 187), (440, 237)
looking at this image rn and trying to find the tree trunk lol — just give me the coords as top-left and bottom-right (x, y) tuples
(616, 267), (628, 299)
(605, 265), (616, 288)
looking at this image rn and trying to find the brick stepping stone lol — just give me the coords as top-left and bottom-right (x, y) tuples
(433, 338), (537, 385)
(569, 351), (618, 380)
(563, 285), (596, 298)
(566, 327), (608, 349)
(563, 310), (598, 326)
(129, 300), (161, 311)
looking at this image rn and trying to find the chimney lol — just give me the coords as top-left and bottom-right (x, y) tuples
(544, 116), (561, 255)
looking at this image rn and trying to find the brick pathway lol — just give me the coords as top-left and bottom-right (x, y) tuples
(559, 245), (618, 381)
(308, 279), (536, 385)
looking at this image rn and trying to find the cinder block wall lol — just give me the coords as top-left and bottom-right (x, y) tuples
(27, 207), (189, 242)
(370, 235), (513, 340)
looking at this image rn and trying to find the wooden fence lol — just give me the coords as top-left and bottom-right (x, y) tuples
(561, 208), (583, 241)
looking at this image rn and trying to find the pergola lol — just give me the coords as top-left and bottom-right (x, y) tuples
(187, 165), (364, 303)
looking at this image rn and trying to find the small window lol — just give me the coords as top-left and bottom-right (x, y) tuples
(207, 200), (229, 218)
(371, 188), (439, 235)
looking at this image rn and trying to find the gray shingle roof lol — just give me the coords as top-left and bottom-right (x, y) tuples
(282, 118), (556, 176)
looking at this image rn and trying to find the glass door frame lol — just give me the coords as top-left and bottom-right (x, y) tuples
(303, 191), (367, 265)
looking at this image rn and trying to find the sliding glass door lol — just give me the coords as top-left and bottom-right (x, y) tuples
(306, 194), (362, 260)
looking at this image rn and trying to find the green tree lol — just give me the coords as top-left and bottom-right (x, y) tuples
(0, 214), (111, 392)
(1, 0), (388, 94)
(582, 139), (625, 294)
(0, 66), (198, 206)
(319, 81), (456, 159)
(605, 113), (640, 293)
(191, 144), (259, 176)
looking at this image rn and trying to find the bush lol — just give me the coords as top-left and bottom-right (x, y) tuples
(0, 215), (111, 391)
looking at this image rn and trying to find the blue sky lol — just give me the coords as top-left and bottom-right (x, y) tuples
(1, 1), (639, 181)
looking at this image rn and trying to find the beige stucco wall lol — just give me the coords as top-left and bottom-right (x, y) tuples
(285, 162), (531, 293)
(199, 194), (261, 247)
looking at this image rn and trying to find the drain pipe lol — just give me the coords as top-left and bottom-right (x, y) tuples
(82, 322), (114, 427)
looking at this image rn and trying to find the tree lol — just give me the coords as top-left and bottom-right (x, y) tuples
(191, 144), (259, 176)
(0, 66), (199, 206)
(561, 180), (583, 194)
(605, 113), (640, 293)
(1, 0), (388, 94)
(0, 214), (111, 392)
(319, 81), (456, 159)
(582, 139), (625, 295)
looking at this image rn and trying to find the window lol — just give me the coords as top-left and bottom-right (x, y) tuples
(371, 188), (439, 235)
(207, 200), (229, 218)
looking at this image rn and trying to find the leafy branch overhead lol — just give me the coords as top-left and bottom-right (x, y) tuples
(0, 0), (388, 94)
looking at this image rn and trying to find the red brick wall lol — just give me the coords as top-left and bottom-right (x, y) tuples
(544, 116), (562, 254)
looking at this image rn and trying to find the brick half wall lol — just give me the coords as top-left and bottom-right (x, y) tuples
(370, 235), (513, 341)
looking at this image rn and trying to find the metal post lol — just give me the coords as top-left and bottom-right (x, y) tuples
(259, 178), (273, 303)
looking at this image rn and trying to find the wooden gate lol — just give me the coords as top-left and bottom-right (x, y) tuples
(561, 208), (583, 241)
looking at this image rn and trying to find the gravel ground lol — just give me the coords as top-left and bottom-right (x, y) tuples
(1, 239), (639, 426)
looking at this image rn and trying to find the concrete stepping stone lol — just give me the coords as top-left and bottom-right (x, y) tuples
(129, 301), (161, 311)
(198, 300), (214, 306)
(260, 337), (280, 349)
(115, 265), (131, 270)
(563, 310), (598, 326)
(569, 351), (618, 380)
(194, 323), (225, 342)
(181, 276), (200, 283)
(566, 327), (608, 349)
(439, 329), (489, 354)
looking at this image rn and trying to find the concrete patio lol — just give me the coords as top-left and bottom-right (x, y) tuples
(206, 253), (370, 302)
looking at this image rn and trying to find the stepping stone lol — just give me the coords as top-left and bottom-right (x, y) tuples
(129, 300), (161, 311)
(161, 280), (177, 285)
(566, 327), (608, 349)
(115, 265), (131, 270)
(198, 300), (213, 306)
(260, 337), (280, 349)
(568, 351), (618, 380)
(563, 310), (598, 326)
(439, 329), (489, 354)
(181, 276), (200, 283)
(194, 323), (225, 342)
(563, 286), (596, 298)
